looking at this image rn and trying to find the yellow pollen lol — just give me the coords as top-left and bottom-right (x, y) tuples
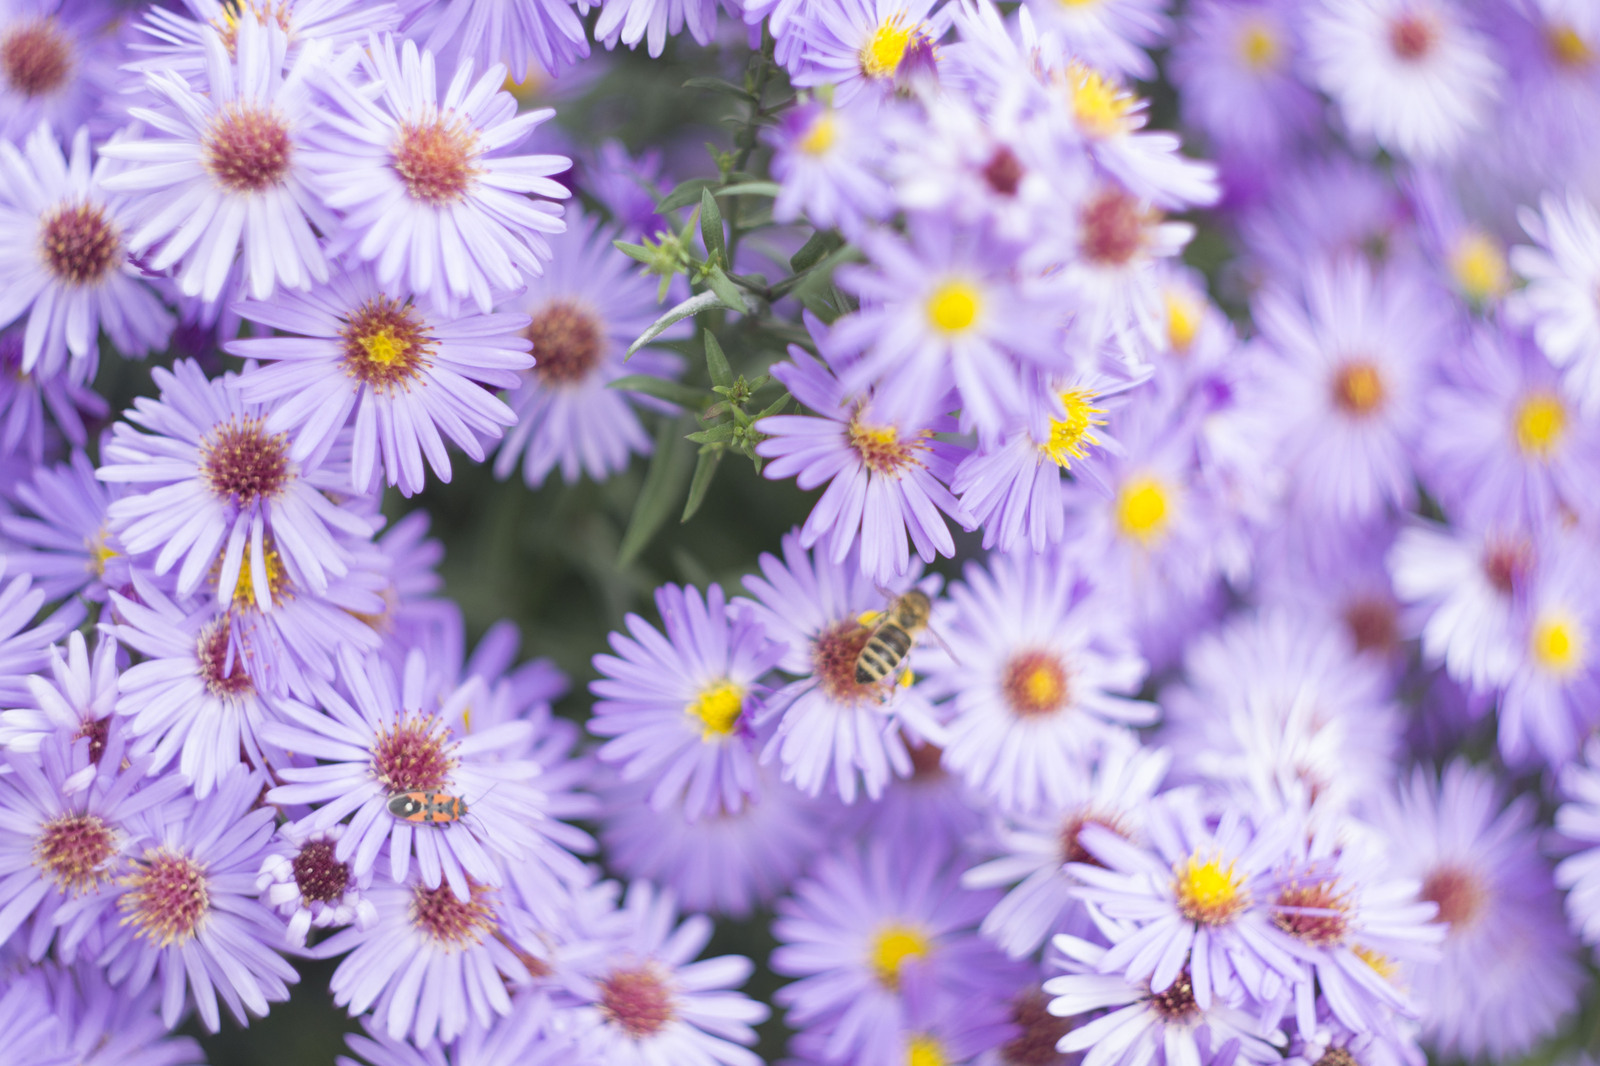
(926, 280), (981, 334)
(88, 528), (117, 577)
(1531, 612), (1584, 675)
(1549, 24), (1594, 67)
(859, 14), (918, 79)
(1355, 945), (1397, 981)
(1514, 392), (1567, 457)
(1173, 851), (1248, 925)
(1333, 361), (1385, 416)
(1165, 289), (1202, 352)
(1238, 21), (1282, 70)
(1448, 232), (1508, 303)
(907, 1035), (948, 1066)
(1024, 666), (1062, 706)
(688, 680), (744, 739)
(800, 113), (837, 155)
(1042, 388), (1106, 468)
(231, 543), (287, 610)
(360, 328), (407, 367)
(1115, 475), (1172, 545)
(1064, 62), (1135, 139)
(870, 923), (932, 989)
(1056, 0), (1102, 7)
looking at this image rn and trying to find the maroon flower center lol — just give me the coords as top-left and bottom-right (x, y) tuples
(907, 738), (945, 779)
(1, 18), (71, 97)
(203, 104), (292, 193)
(982, 146), (1024, 197)
(201, 417), (291, 505)
(529, 301), (604, 385)
(411, 879), (496, 948)
(1001, 650), (1071, 717)
(1148, 969), (1200, 1021)
(1317, 1048), (1360, 1066)
(197, 621), (254, 699)
(75, 716), (109, 764)
(811, 619), (881, 706)
(1273, 879), (1350, 946)
(1000, 988), (1072, 1066)
(1080, 187), (1148, 267)
(119, 847), (209, 947)
(1389, 14), (1437, 61)
(1481, 536), (1530, 595)
(600, 966), (676, 1037)
(340, 295), (434, 392)
(292, 839), (350, 903)
(392, 116), (480, 205)
(848, 417), (925, 476)
(40, 202), (120, 286)
(1420, 864), (1485, 931)
(34, 812), (118, 894)
(1059, 812), (1123, 866)
(212, 2), (292, 58)
(371, 713), (455, 793)
(1342, 597), (1398, 654)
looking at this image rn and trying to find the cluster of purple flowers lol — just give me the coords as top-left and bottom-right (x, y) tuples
(5, 0), (1600, 1064)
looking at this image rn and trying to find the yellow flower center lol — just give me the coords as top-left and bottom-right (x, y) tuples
(907, 1035), (947, 1066)
(800, 113), (837, 155)
(231, 543), (287, 610)
(1041, 389), (1106, 468)
(1238, 21), (1281, 70)
(1531, 611), (1584, 675)
(925, 280), (982, 334)
(869, 923), (931, 989)
(1514, 392), (1567, 458)
(1354, 945), (1397, 981)
(1332, 360), (1385, 416)
(1164, 289), (1202, 353)
(1173, 851), (1248, 925)
(88, 527), (117, 578)
(1115, 475), (1172, 545)
(1448, 231), (1508, 303)
(859, 14), (918, 79)
(1063, 62), (1134, 139)
(687, 680), (744, 739)
(361, 327), (408, 366)
(1549, 24), (1594, 67)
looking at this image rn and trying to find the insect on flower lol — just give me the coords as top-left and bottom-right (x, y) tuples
(386, 790), (469, 825)
(854, 588), (952, 690)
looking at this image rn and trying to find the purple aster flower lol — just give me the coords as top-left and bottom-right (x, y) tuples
(100, 764), (299, 1032)
(0, 724), (186, 962)
(133, 0), (400, 81)
(416, 0), (590, 82)
(737, 531), (946, 803)
(0, 1), (126, 142)
(0, 629), (116, 761)
(1556, 735), (1600, 947)
(0, 450), (122, 603)
(590, 583), (783, 820)
(263, 646), (572, 899)
(0, 124), (174, 379)
(493, 206), (684, 488)
(920, 550), (1155, 814)
(99, 17), (335, 303)
(302, 34), (570, 314)
(767, 100), (892, 234)
(785, 0), (943, 103)
(0, 556), (84, 706)
(772, 840), (1019, 1066)
(228, 262), (533, 497)
(1304, 0), (1501, 161)
(974, 983), (1078, 1066)
(1281, 1004), (1425, 1066)
(962, 738), (1171, 958)
(1237, 156), (1415, 287)
(592, 0), (719, 56)
(756, 346), (972, 585)
(1509, 189), (1600, 414)
(573, 139), (670, 242)
(562, 881), (769, 1066)
(339, 999), (578, 1066)
(1374, 761), (1584, 1060)
(1024, 0), (1168, 79)
(0, 327), (107, 463)
(257, 822), (377, 947)
(99, 358), (375, 604)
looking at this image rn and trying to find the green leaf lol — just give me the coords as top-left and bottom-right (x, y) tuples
(716, 181), (781, 198)
(617, 416), (696, 566)
(681, 446), (725, 522)
(790, 230), (842, 273)
(704, 267), (750, 314)
(627, 290), (725, 357)
(614, 240), (657, 266)
(681, 76), (758, 102)
(752, 390), (792, 421)
(607, 375), (706, 408)
(686, 424), (737, 444)
(699, 188), (726, 265)
(702, 329), (733, 388)
(657, 178), (717, 213)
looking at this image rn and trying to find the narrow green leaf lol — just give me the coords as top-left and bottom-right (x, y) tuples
(681, 77), (758, 102)
(607, 374), (706, 408)
(686, 425), (737, 444)
(702, 330), (733, 388)
(704, 267), (749, 314)
(657, 178), (717, 213)
(627, 290), (724, 357)
(613, 240), (656, 266)
(752, 390), (791, 421)
(681, 447), (725, 522)
(716, 181), (781, 198)
(789, 230), (840, 273)
(618, 417), (696, 566)
(699, 188), (726, 265)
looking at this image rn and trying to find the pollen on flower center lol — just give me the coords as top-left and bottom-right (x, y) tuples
(1115, 475), (1172, 545)
(1080, 188), (1150, 267)
(926, 279), (983, 334)
(1237, 21), (1282, 71)
(600, 966), (677, 1037)
(800, 113), (837, 155)
(1165, 289), (1202, 352)
(197, 621), (254, 699)
(1316, 1048), (1360, 1066)
(76, 716), (109, 765)
(230, 541), (289, 610)
(33, 812), (118, 894)
(1, 18), (71, 97)
(1530, 611), (1584, 675)
(1147, 968), (1200, 1021)
(1063, 62), (1133, 139)
(869, 923), (932, 989)
(1173, 851), (1248, 925)
(1388, 13), (1437, 61)
(119, 847), (210, 948)
(371, 713), (457, 792)
(40, 202), (120, 286)
(849, 416), (925, 476)
(1041, 388), (1106, 468)
(1513, 391), (1567, 457)
(1449, 232), (1508, 302)
(907, 1034), (947, 1066)
(1001, 650), (1071, 717)
(1272, 879), (1351, 946)
(340, 295), (435, 392)
(1000, 989), (1073, 1066)
(528, 300), (603, 385)
(812, 619), (879, 705)
(859, 14), (921, 79)
(688, 680), (744, 739)
(201, 417), (291, 505)
(392, 115), (482, 204)
(982, 147), (1024, 196)
(203, 104), (293, 193)
(1059, 812), (1122, 867)
(1548, 24), (1594, 67)
(1420, 864), (1486, 931)
(1332, 359), (1385, 416)
(411, 879), (496, 949)
(291, 839), (350, 904)
(212, 1), (291, 58)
